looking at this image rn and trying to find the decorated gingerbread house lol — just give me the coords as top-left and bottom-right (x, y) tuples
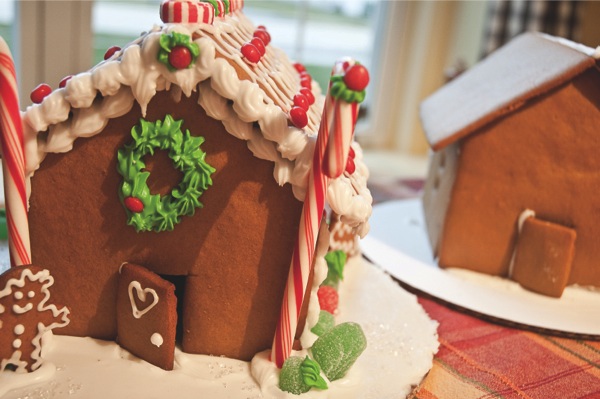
(1, 0), (372, 372)
(421, 32), (600, 297)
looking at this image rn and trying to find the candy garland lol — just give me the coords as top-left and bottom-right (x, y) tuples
(271, 59), (369, 368)
(0, 37), (31, 267)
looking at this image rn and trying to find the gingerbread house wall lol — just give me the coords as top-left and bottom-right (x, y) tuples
(27, 89), (304, 359)
(437, 68), (600, 286)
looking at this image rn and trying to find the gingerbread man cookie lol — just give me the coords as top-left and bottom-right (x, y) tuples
(0, 265), (70, 372)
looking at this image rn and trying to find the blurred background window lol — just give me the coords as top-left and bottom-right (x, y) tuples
(4, 0), (600, 178)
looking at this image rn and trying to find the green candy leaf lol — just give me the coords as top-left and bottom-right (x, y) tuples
(321, 250), (347, 288)
(311, 310), (335, 336)
(311, 322), (367, 381)
(300, 356), (328, 390)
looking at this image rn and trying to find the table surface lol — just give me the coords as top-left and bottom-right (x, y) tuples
(367, 178), (600, 399)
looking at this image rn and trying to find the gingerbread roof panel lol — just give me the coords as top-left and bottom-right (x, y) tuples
(420, 33), (598, 151)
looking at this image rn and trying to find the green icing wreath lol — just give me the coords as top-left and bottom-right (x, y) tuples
(117, 115), (215, 233)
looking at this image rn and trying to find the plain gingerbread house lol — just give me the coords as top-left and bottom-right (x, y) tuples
(421, 33), (600, 294)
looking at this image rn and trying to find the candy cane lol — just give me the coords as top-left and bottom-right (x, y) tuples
(0, 37), (31, 266)
(271, 59), (369, 368)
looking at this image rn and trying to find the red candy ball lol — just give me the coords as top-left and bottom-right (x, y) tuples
(300, 74), (312, 89)
(250, 37), (266, 56)
(343, 64), (370, 91)
(293, 93), (310, 111)
(241, 43), (261, 63)
(124, 196), (144, 213)
(104, 46), (121, 60)
(253, 29), (271, 46)
(300, 87), (315, 105)
(293, 63), (306, 73)
(345, 156), (356, 175)
(290, 106), (308, 128)
(30, 83), (52, 104)
(59, 75), (73, 89)
(169, 45), (193, 70)
(348, 146), (355, 159)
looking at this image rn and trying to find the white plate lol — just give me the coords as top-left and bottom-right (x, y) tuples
(361, 198), (600, 337)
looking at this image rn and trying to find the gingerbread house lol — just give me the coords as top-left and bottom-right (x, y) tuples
(15, 1), (371, 369)
(421, 33), (600, 297)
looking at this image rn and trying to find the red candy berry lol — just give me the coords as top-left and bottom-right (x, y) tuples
(345, 156), (356, 175)
(289, 106), (308, 128)
(293, 93), (310, 111)
(104, 46), (121, 60)
(317, 286), (339, 314)
(348, 146), (355, 159)
(293, 63), (306, 73)
(168, 45), (193, 70)
(241, 43), (261, 64)
(124, 197), (144, 213)
(300, 87), (315, 105)
(250, 37), (266, 56)
(300, 73), (312, 89)
(30, 84), (52, 104)
(343, 64), (370, 91)
(58, 75), (73, 89)
(253, 29), (271, 46)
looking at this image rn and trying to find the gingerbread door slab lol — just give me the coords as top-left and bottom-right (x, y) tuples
(116, 263), (177, 370)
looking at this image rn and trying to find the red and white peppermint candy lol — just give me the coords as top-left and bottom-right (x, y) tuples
(229, 0), (244, 12)
(160, 0), (215, 24)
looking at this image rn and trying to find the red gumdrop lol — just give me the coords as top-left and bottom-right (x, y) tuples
(250, 37), (266, 56)
(289, 106), (308, 128)
(343, 64), (370, 91)
(293, 93), (309, 111)
(348, 146), (356, 159)
(104, 46), (121, 60)
(124, 197), (144, 213)
(345, 156), (356, 175)
(241, 43), (261, 63)
(293, 63), (306, 73)
(59, 75), (73, 89)
(317, 285), (339, 314)
(300, 87), (315, 105)
(169, 45), (193, 69)
(253, 29), (271, 46)
(30, 84), (52, 104)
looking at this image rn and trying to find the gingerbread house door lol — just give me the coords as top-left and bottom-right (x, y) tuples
(116, 263), (178, 370)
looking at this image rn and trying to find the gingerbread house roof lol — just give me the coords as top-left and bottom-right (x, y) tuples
(421, 32), (600, 151)
(20, 6), (372, 235)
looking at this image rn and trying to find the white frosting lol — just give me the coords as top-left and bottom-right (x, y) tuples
(2, 259), (438, 399)
(151, 333), (164, 348)
(20, 11), (371, 235)
(128, 281), (159, 319)
(14, 324), (25, 335)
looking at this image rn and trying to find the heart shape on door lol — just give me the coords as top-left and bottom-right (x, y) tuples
(128, 281), (159, 319)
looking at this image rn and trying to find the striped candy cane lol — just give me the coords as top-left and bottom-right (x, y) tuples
(0, 37), (31, 266)
(271, 59), (368, 368)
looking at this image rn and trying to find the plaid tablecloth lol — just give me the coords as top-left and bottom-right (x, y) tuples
(368, 178), (600, 399)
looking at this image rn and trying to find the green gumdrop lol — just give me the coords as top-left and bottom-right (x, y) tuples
(279, 356), (311, 395)
(310, 322), (367, 381)
(311, 310), (335, 336)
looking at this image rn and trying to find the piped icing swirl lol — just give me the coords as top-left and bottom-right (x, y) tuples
(21, 10), (371, 235)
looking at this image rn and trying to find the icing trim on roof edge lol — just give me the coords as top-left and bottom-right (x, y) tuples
(20, 12), (372, 235)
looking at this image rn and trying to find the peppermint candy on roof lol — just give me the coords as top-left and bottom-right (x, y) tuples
(160, 0), (215, 24)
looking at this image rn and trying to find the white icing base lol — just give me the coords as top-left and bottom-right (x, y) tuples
(0, 258), (438, 399)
